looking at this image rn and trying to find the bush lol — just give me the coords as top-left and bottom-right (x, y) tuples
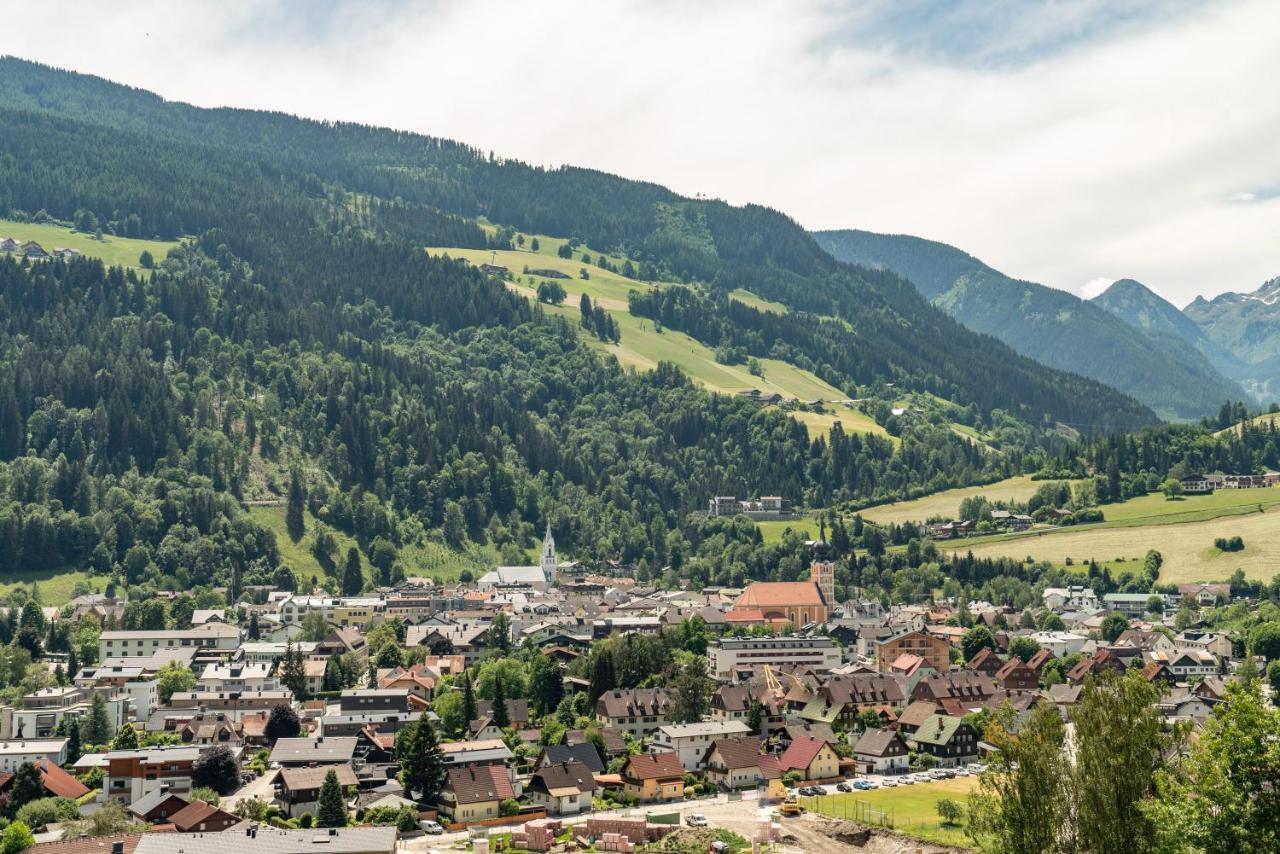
(15, 797), (78, 830)
(936, 798), (964, 826)
(1214, 536), (1244, 552)
(499, 798), (520, 817)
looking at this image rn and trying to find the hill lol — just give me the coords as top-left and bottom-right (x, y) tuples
(1184, 277), (1280, 403)
(813, 229), (1246, 421)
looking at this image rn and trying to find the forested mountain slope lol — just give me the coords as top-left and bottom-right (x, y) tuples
(0, 57), (1155, 435)
(814, 229), (1246, 421)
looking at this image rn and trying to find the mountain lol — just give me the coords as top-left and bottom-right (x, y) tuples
(1181, 277), (1280, 403)
(813, 229), (1246, 421)
(0, 57), (1155, 436)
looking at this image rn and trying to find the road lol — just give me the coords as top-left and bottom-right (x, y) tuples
(223, 768), (279, 812)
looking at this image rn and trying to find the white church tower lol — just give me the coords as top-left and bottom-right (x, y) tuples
(540, 523), (557, 586)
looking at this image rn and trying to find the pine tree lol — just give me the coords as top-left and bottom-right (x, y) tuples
(315, 768), (348, 827)
(341, 547), (363, 595)
(491, 674), (510, 728)
(463, 672), (477, 726)
(248, 612), (260, 640)
(747, 700), (764, 735)
(589, 651), (615, 702)
(10, 762), (44, 812)
(64, 718), (82, 765)
(84, 692), (111, 746)
(280, 640), (309, 700)
(111, 723), (139, 750)
(397, 716), (447, 804)
(286, 466), (307, 543)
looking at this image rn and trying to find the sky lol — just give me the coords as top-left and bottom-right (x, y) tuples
(2, 0), (1277, 306)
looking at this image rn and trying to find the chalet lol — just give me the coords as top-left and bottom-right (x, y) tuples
(594, 688), (671, 738)
(176, 712), (243, 746)
(649, 720), (751, 771)
(710, 684), (786, 734)
(994, 657), (1039, 691)
(621, 752), (684, 803)
(0, 238), (18, 252)
(1180, 475), (1213, 494)
(912, 672), (998, 707)
(128, 788), (190, 824)
(966, 647), (1003, 678)
(701, 736), (780, 790)
(168, 799), (239, 833)
(477, 263), (508, 276)
(893, 700), (939, 736)
(799, 674), (905, 725)
(852, 728), (910, 775)
(20, 241), (46, 258)
(525, 761), (597, 816)
(538, 743), (605, 774)
(278, 765), (358, 818)
(438, 765), (515, 823)
(269, 736), (357, 767)
(876, 630), (950, 673)
(907, 714), (978, 768)
(1147, 648), (1218, 679)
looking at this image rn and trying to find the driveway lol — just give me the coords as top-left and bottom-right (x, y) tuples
(223, 768), (279, 812)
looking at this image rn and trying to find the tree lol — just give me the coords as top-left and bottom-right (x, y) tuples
(1250, 621), (1280, 661)
(462, 673), (477, 726)
(9, 763), (45, 814)
(192, 745), (239, 796)
(84, 693), (111, 746)
(341, 547), (363, 595)
(1037, 612), (1065, 632)
(527, 654), (563, 717)
(315, 768), (347, 827)
(487, 613), (511, 655)
(1143, 681), (1280, 853)
(968, 704), (1070, 854)
(0, 821), (33, 854)
(936, 798), (964, 826)
(138, 249), (154, 268)
(536, 281), (566, 304)
(397, 717), (446, 804)
(248, 612), (261, 640)
(300, 610), (330, 642)
(1269, 660), (1280, 707)
(286, 466), (307, 543)
(157, 660), (196, 704)
(962, 626), (996, 662)
(1145, 594), (1166, 616)
(1161, 478), (1183, 499)
(1072, 671), (1164, 854)
(669, 659), (712, 724)
(266, 703), (301, 743)
(64, 718), (81, 765)
(110, 723), (138, 750)
(1101, 612), (1130, 643)
(280, 640), (309, 700)
(588, 652), (615, 702)
(1007, 636), (1041, 662)
(746, 700), (764, 735)
(491, 674), (510, 728)
(169, 595), (196, 630)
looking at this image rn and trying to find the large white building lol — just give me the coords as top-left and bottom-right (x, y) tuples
(99, 623), (241, 659)
(707, 635), (842, 680)
(0, 738), (69, 772)
(648, 720), (752, 771)
(196, 661), (278, 693)
(0, 686), (128, 740)
(478, 525), (559, 591)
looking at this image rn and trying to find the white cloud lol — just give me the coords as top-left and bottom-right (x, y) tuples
(1080, 278), (1117, 299)
(1231, 192), (1258, 202)
(0, 0), (1277, 304)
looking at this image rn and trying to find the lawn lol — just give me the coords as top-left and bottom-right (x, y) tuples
(429, 237), (890, 440)
(753, 517), (823, 544)
(728, 288), (788, 314)
(0, 218), (179, 269)
(860, 475), (1052, 525)
(948, 502), (1280, 584)
(0, 568), (106, 606)
(799, 776), (978, 848)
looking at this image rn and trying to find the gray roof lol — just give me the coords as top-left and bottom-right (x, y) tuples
(269, 737), (357, 765)
(134, 826), (397, 854)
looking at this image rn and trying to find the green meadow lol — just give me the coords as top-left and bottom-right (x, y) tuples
(0, 218), (179, 269)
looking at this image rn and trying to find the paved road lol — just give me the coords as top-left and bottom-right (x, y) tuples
(223, 768), (279, 812)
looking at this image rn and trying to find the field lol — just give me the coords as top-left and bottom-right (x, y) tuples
(946, 500), (1280, 584)
(753, 517), (823, 544)
(728, 288), (788, 314)
(0, 568), (106, 606)
(1215, 412), (1280, 437)
(799, 777), (978, 848)
(427, 237), (892, 441)
(0, 218), (179, 268)
(859, 475), (1051, 525)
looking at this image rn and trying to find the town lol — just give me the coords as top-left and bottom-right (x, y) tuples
(0, 518), (1261, 854)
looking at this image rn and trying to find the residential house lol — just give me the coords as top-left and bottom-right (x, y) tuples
(131, 827), (396, 854)
(707, 635), (841, 679)
(525, 761), (597, 816)
(621, 752), (685, 803)
(907, 715), (978, 768)
(799, 674), (905, 725)
(128, 788), (191, 824)
(994, 657), (1039, 691)
(438, 764), (516, 823)
(1147, 649), (1218, 680)
(0, 739), (69, 773)
(167, 800), (239, 833)
(1174, 630), (1233, 661)
(0, 758), (89, 802)
(101, 746), (208, 805)
(701, 736), (780, 790)
(1028, 631), (1088, 658)
(710, 685), (786, 734)
(778, 736), (840, 781)
(966, 648), (1003, 679)
(648, 721), (751, 772)
(99, 625), (241, 660)
(538, 743), (605, 775)
(852, 728), (910, 775)
(595, 688), (671, 738)
(875, 631), (950, 673)
(269, 736), (357, 767)
(278, 764), (359, 818)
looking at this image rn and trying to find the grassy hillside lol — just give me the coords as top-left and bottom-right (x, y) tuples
(728, 288), (788, 314)
(428, 239), (894, 441)
(0, 569), (105, 607)
(860, 475), (1053, 525)
(1215, 412), (1280, 438)
(0, 218), (178, 268)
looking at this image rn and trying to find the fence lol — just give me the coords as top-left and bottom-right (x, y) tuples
(802, 795), (895, 830)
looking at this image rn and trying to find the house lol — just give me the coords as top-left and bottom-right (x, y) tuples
(472, 699), (529, 731)
(176, 712), (243, 746)
(128, 787), (191, 824)
(439, 764), (516, 823)
(701, 736), (779, 790)
(196, 662), (276, 693)
(538, 743), (605, 775)
(99, 624), (241, 659)
(278, 764), (358, 817)
(852, 728), (910, 775)
(799, 674), (905, 725)
(875, 630), (950, 673)
(1041, 586), (1099, 611)
(1029, 631), (1088, 658)
(168, 799), (239, 832)
(1148, 649), (1218, 680)
(1176, 584), (1230, 607)
(622, 752), (684, 803)
(0, 739), (70, 773)
(0, 238), (18, 252)
(565, 728), (627, 758)
(648, 720), (751, 772)
(710, 685), (787, 734)
(0, 758), (90, 802)
(20, 241), (46, 258)
(778, 736), (840, 781)
(967, 648), (1003, 678)
(1, 686), (128, 739)
(893, 700), (939, 735)
(525, 761), (597, 816)
(907, 715), (979, 768)
(1180, 475), (1213, 494)
(101, 746), (208, 805)
(707, 635), (841, 679)
(1174, 630), (1233, 660)
(994, 657), (1039, 691)
(269, 736), (357, 767)
(595, 688), (671, 738)
(912, 672), (998, 709)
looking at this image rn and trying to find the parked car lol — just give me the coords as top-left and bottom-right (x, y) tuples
(880, 778), (897, 787)
(928, 769), (948, 779)
(421, 821), (443, 835)
(898, 775), (915, 785)
(835, 782), (852, 793)
(852, 780), (874, 790)
(686, 814), (708, 828)
(955, 768), (971, 777)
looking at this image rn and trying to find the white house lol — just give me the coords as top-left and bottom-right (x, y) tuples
(1029, 631), (1088, 658)
(196, 662), (278, 693)
(0, 738), (69, 772)
(648, 720), (751, 772)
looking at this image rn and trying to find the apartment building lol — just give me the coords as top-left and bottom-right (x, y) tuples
(707, 635), (842, 679)
(99, 624), (241, 660)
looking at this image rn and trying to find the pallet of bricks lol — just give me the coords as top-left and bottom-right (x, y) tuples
(510, 818), (565, 852)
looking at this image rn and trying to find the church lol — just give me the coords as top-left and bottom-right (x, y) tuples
(477, 524), (559, 592)
(727, 562), (834, 627)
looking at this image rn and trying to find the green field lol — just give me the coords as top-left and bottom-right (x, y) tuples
(0, 568), (106, 606)
(799, 776), (978, 848)
(1215, 412), (1280, 438)
(753, 517), (823, 544)
(728, 288), (788, 314)
(860, 475), (1052, 525)
(0, 219), (179, 269)
(949, 500), (1280, 584)
(428, 238), (890, 440)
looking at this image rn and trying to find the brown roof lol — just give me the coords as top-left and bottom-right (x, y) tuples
(821, 674), (905, 707)
(8, 759), (92, 800)
(280, 764), (358, 791)
(623, 751), (683, 781)
(447, 764), (515, 804)
(531, 761), (597, 795)
(736, 582), (824, 609)
(854, 728), (908, 758)
(596, 688), (671, 719)
(895, 700), (939, 728)
(779, 736), (830, 772)
(705, 736), (767, 770)
(28, 833), (144, 854)
(168, 799), (238, 832)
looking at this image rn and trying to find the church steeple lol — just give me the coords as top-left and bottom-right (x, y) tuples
(540, 523), (557, 585)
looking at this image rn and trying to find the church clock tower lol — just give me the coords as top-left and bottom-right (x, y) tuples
(541, 523), (557, 586)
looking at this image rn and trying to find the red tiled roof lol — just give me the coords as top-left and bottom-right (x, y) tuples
(736, 582), (823, 609)
(447, 764), (515, 804)
(28, 832), (144, 854)
(779, 736), (829, 772)
(26, 759), (91, 800)
(623, 752), (683, 781)
(168, 800), (236, 832)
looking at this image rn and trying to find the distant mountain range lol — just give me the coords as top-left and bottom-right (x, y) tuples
(813, 230), (1249, 421)
(1179, 277), (1280, 403)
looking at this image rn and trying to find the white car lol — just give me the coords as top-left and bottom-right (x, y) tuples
(880, 778), (897, 787)
(686, 814), (708, 828)
(954, 768), (971, 777)
(898, 775), (915, 785)
(421, 821), (443, 835)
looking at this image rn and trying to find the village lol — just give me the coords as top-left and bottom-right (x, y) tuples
(0, 520), (1258, 854)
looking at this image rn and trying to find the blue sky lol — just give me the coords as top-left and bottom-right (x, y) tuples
(1, 0), (1276, 304)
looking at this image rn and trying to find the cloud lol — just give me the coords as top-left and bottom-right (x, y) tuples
(0, 0), (1277, 305)
(1080, 278), (1117, 299)
(1231, 192), (1258, 202)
